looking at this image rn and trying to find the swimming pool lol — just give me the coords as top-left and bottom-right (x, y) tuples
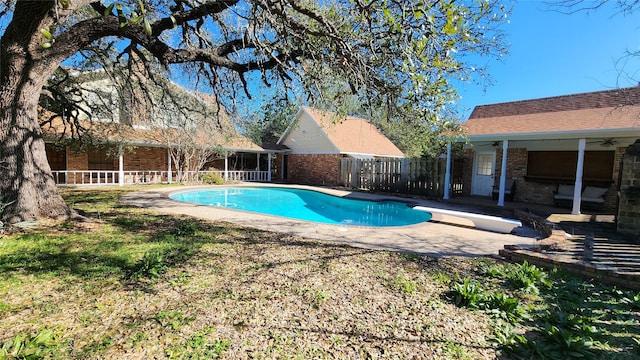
(169, 187), (432, 227)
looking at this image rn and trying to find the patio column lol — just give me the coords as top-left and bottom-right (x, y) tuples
(572, 138), (586, 215)
(224, 151), (229, 181)
(267, 153), (272, 182)
(443, 142), (452, 200)
(118, 146), (124, 186)
(497, 139), (509, 207)
(167, 149), (172, 184)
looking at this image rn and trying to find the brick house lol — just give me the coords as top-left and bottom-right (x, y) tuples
(42, 115), (268, 185)
(276, 107), (404, 185)
(452, 86), (640, 214)
(40, 66), (272, 185)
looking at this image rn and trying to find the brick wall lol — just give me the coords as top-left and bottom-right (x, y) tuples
(287, 153), (342, 185)
(66, 149), (88, 170)
(462, 147), (620, 212)
(124, 146), (167, 170)
(617, 140), (640, 236)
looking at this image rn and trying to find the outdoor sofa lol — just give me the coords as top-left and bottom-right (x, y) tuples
(553, 184), (608, 208)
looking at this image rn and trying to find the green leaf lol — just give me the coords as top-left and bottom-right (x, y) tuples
(41, 42), (52, 49)
(130, 15), (144, 24)
(40, 29), (53, 40)
(104, 3), (114, 16)
(144, 18), (152, 36)
(59, 0), (70, 9)
(170, 15), (178, 30)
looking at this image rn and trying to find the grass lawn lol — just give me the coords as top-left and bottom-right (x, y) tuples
(0, 187), (638, 359)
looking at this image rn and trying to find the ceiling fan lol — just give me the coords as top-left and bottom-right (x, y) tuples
(587, 138), (617, 147)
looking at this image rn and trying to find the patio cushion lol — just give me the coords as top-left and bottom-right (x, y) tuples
(557, 184), (574, 196)
(582, 186), (608, 200)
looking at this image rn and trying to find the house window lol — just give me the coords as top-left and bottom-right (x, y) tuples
(526, 151), (614, 182)
(88, 149), (115, 171)
(476, 153), (494, 176)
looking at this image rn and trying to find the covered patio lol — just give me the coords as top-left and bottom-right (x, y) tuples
(442, 87), (640, 216)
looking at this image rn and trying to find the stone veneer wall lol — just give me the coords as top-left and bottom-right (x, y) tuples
(287, 153), (342, 186)
(617, 139), (640, 236)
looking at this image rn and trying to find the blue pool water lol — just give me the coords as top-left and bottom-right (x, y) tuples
(169, 187), (432, 227)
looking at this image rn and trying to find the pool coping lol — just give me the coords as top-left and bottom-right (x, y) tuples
(121, 184), (541, 257)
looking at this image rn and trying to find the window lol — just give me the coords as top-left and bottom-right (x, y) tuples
(476, 153), (494, 176)
(526, 151), (614, 182)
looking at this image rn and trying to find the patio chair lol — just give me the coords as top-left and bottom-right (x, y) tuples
(492, 178), (515, 201)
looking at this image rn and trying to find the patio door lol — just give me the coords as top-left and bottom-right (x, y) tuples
(472, 151), (496, 196)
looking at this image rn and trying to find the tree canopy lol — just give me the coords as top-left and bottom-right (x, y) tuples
(0, 0), (510, 222)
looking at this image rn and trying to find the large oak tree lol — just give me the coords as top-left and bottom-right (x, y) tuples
(0, 0), (509, 223)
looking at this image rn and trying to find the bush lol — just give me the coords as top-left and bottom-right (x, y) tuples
(199, 172), (225, 185)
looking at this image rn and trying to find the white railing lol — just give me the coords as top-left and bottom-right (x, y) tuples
(51, 170), (270, 186)
(175, 171), (270, 183)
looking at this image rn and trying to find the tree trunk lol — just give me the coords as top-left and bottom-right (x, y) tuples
(0, 77), (73, 223)
(0, 2), (73, 223)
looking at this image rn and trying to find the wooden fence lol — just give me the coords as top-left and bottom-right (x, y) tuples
(339, 157), (449, 197)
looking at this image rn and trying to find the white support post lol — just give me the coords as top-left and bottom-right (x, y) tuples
(256, 153), (260, 172)
(224, 151), (229, 181)
(267, 153), (272, 182)
(498, 139), (509, 207)
(443, 142), (452, 200)
(118, 146), (124, 186)
(167, 149), (172, 184)
(572, 138), (586, 215)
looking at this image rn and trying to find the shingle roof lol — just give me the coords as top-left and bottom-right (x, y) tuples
(302, 107), (404, 157)
(463, 87), (640, 136)
(41, 113), (262, 151)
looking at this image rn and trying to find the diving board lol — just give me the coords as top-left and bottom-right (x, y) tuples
(414, 206), (522, 234)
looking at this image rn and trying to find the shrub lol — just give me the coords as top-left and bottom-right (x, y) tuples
(199, 172), (225, 185)
(130, 249), (168, 280)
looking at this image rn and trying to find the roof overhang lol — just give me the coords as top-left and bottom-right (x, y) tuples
(456, 127), (640, 142)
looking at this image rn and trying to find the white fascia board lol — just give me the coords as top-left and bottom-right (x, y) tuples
(288, 149), (341, 155)
(456, 127), (640, 142)
(341, 151), (405, 158)
(276, 107), (305, 144)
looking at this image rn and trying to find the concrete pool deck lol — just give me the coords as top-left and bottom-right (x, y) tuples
(121, 184), (542, 257)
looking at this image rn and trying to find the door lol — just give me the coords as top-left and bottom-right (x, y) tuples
(472, 151), (496, 196)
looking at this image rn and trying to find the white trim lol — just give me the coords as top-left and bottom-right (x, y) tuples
(460, 127), (640, 142)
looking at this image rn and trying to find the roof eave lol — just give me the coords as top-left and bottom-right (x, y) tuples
(458, 127), (640, 142)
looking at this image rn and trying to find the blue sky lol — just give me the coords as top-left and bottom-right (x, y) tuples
(456, 1), (640, 118)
